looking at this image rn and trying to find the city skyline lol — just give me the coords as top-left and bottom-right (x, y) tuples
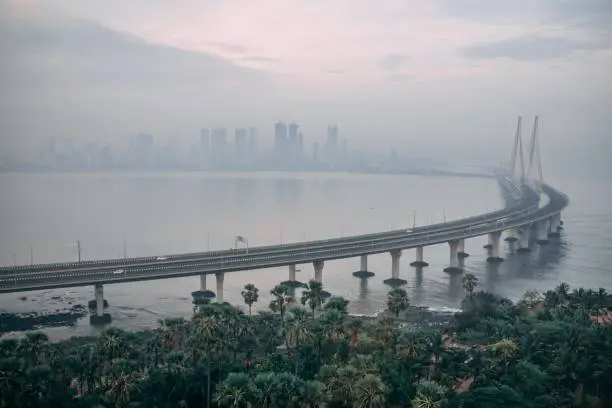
(1, 1), (611, 180)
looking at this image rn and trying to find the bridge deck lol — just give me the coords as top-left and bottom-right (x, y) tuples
(0, 177), (568, 293)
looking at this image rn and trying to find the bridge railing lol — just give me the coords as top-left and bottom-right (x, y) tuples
(0, 186), (568, 292)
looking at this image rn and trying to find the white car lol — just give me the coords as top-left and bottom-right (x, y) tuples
(156, 256), (168, 261)
(112, 269), (125, 275)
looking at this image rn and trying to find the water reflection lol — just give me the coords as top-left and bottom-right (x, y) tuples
(447, 272), (463, 304)
(358, 277), (369, 299)
(411, 267), (424, 306)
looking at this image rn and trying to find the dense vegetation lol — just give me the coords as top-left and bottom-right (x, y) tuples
(1, 277), (612, 407)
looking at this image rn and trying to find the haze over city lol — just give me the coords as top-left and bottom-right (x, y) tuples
(2, 3), (612, 407)
(1, 0), (611, 178)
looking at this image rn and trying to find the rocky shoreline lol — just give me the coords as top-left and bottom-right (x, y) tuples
(0, 302), (457, 339)
(0, 305), (88, 335)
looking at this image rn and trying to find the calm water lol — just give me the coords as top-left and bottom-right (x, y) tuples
(0, 171), (611, 339)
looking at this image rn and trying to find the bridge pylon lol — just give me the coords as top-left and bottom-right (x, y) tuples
(526, 115), (544, 192)
(509, 116), (525, 184)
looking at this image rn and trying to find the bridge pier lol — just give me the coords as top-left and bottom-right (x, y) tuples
(384, 250), (406, 285)
(282, 264), (304, 287)
(191, 274), (216, 300)
(457, 239), (469, 258)
(536, 220), (549, 245)
(313, 260), (324, 283)
(483, 233), (493, 250)
(215, 272), (224, 303)
(410, 246), (429, 267)
(548, 213), (561, 237)
(517, 225), (532, 253)
(486, 231), (504, 263)
(504, 228), (519, 243)
(353, 255), (375, 278)
(89, 284), (111, 325)
(444, 240), (463, 273)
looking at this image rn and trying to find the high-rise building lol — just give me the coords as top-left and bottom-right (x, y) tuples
(235, 128), (248, 163)
(274, 122), (288, 159)
(200, 128), (211, 164)
(211, 128), (228, 165)
(325, 125), (339, 164)
(297, 132), (304, 157)
(200, 128), (210, 150)
(133, 134), (154, 167)
(248, 127), (258, 164)
(288, 123), (299, 145)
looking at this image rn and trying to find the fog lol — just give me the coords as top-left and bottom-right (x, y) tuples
(1, 0), (611, 178)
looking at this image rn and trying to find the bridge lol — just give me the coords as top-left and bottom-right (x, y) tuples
(0, 117), (569, 324)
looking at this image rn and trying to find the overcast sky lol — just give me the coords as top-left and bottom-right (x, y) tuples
(1, 0), (611, 176)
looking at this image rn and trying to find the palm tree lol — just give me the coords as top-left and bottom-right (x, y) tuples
(461, 273), (479, 297)
(323, 296), (349, 314)
(301, 380), (330, 408)
(411, 380), (448, 408)
(214, 372), (253, 407)
(555, 282), (570, 302)
(387, 288), (410, 319)
(352, 374), (387, 408)
(284, 307), (312, 376)
(301, 279), (326, 317)
(347, 318), (364, 349)
(107, 358), (139, 408)
(270, 284), (291, 319)
(241, 283), (259, 316)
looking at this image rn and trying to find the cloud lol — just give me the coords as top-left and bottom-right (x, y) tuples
(0, 16), (274, 92)
(386, 72), (410, 83)
(240, 56), (279, 63)
(207, 41), (252, 54)
(461, 34), (607, 61)
(379, 54), (408, 71)
(325, 70), (343, 75)
(435, 0), (612, 41)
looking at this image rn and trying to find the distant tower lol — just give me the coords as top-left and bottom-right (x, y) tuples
(274, 122), (288, 160)
(325, 125), (339, 164)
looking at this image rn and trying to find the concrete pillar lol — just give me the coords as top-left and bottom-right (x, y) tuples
(483, 233), (493, 249)
(487, 231), (504, 262)
(353, 255), (375, 278)
(536, 220), (549, 244)
(390, 250), (402, 279)
(517, 225), (532, 253)
(548, 214), (561, 237)
(95, 283), (104, 317)
(360, 255), (368, 272)
(457, 239), (469, 258)
(443, 241), (462, 273)
(313, 260), (324, 283)
(289, 264), (297, 281)
(215, 272), (225, 303)
(410, 246), (429, 267)
(504, 228), (518, 243)
(90, 284), (111, 325)
(199, 274), (207, 292)
(384, 250), (407, 285)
